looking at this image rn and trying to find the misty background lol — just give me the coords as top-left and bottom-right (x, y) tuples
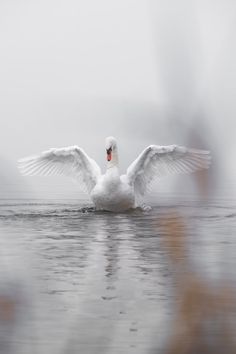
(0, 0), (236, 199)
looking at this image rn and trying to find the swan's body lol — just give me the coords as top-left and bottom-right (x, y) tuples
(18, 137), (211, 212)
(91, 170), (135, 212)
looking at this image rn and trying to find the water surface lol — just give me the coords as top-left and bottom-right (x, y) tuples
(0, 197), (235, 353)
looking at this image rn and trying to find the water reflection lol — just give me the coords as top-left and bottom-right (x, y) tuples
(0, 201), (235, 353)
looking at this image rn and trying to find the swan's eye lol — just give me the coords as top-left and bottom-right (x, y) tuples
(106, 148), (112, 154)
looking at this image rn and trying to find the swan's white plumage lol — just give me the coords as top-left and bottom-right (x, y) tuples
(18, 138), (211, 211)
(126, 144), (211, 199)
(18, 146), (101, 194)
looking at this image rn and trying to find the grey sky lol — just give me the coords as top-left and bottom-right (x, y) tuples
(0, 0), (236, 198)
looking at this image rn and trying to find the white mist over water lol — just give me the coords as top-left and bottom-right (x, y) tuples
(0, 0), (235, 199)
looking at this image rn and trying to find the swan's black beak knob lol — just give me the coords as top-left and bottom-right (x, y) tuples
(106, 148), (112, 161)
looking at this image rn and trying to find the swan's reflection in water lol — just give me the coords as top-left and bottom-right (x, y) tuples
(61, 211), (173, 354)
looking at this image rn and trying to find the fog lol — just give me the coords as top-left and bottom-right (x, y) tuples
(1, 3), (236, 353)
(0, 0), (235, 198)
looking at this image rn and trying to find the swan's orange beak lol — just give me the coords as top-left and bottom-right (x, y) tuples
(107, 148), (112, 161)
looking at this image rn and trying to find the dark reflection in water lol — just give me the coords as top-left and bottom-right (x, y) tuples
(0, 199), (235, 353)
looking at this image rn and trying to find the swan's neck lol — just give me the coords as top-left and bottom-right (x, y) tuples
(107, 150), (119, 170)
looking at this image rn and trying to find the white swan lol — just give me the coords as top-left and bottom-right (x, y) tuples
(18, 137), (211, 212)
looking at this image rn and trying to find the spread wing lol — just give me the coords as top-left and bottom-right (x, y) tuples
(126, 145), (211, 198)
(18, 146), (101, 193)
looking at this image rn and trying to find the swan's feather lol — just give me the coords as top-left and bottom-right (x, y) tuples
(126, 145), (211, 198)
(18, 146), (101, 193)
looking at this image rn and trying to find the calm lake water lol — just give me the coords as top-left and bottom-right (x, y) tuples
(0, 197), (235, 354)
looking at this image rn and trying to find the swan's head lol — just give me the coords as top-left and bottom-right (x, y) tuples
(105, 136), (117, 162)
